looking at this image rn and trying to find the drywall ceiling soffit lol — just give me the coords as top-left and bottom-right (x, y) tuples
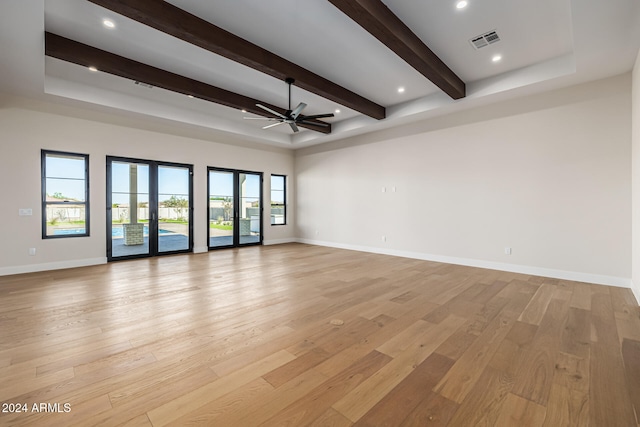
(0, 0), (634, 148)
(42, 0), (568, 142)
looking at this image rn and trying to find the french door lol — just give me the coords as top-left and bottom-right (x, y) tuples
(208, 167), (263, 249)
(107, 157), (193, 261)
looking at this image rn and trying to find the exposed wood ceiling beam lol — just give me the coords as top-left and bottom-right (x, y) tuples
(328, 0), (466, 100)
(44, 32), (331, 134)
(86, 0), (386, 120)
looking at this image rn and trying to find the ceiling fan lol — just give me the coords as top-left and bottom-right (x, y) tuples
(244, 78), (334, 132)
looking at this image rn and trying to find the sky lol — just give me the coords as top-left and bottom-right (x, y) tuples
(45, 154), (87, 201)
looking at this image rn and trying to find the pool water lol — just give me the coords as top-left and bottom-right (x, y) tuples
(111, 225), (151, 237)
(53, 228), (87, 235)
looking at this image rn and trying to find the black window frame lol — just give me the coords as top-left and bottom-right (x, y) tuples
(41, 149), (90, 239)
(270, 174), (287, 226)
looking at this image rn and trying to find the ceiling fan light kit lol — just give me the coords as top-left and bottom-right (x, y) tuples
(244, 78), (334, 133)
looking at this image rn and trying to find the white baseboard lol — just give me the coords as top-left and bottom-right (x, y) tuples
(631, 280), (640, 305)
(3, 242), (636, 305)
(297, 238), (633, 290)
(0, 257), (108, 276)
(263, 238), (298, 246)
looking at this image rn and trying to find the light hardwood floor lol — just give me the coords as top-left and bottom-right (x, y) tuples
(1, 243), (639, 426)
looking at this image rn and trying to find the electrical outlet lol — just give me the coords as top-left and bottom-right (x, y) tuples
(28, 248), (36, 256)
(504, 247), (512, 255)
(382, 235), (386, 242)
(19, 208), (32, 216)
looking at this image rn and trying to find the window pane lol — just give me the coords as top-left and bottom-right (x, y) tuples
(111, 162), (149, 195)
(209, 171), (234, 198)
(209, 170), (235, 247)
(271, 175), (284, 204)
(159, 166), (189, 196)
(45, 204), (87, 236)
(158, 165), (191, 253)
(239, 173), (261, 245)
(271, 192), (284, 205)
(270, 175), (286, 225)
(45, 178), (86, 202)
(271, 175), (284, 192)
(109, 160), (150, 258)
(43, 151), (89, 238)
(46, 154), (85, 179)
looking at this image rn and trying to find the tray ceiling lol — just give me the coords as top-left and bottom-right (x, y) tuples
(0, 0), (638, 149)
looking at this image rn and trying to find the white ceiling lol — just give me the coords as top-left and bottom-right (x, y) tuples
(1, 0), (639, 149)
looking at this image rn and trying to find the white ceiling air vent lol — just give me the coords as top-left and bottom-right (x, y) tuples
(469, 30), (500, 50)
(134, 81), (154, 89)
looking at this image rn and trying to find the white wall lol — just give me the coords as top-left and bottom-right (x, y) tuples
(296, 74), (632, 288)
(1, 74), (635, 293)
(632, 50), (640, 302)
(0, 96), (295, 275)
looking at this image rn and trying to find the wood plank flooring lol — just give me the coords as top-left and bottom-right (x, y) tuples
(0, 243), (638, 426)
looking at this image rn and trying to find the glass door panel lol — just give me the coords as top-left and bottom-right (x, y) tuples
(209, 170), (235, 248)
(239, 172), (261, 245)
(109, 161), (151, 259)
(208, 168), (262, 249)
(158, 165), (191, 253)
(108, 157), (193, 261)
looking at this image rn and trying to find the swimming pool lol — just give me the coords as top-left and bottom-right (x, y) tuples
(53, 228), (88, 236)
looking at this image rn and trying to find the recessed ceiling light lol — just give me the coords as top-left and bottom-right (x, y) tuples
(397, 87), (405, 93)
(88, 66), (98, 72)
(103, 19), (115, 29)
(334, 109), (341, 114)
(492, 54), (502, 62)
(241, 109), (247, 113)
(188, 95), (194, 99)
(456, 1), (468, 9)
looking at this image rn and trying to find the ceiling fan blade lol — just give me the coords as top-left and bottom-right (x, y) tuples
(289, 122), (299, 132)
(300, 113), (334, 120)
(263, 121), (285, 129)
(299, 120), (329, 127)
(290, 102), (307, 119)
(243, 117), (278, 120)
(256, 104), (287, 119)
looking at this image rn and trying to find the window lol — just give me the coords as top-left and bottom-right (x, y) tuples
(42, 150), (89, 238)
(270, 174), (286, 225)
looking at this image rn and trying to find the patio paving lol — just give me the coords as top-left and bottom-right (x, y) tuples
(111, 234), (189, 258)
(209, 235), (260, 247)
(111, 234), (261, 258)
